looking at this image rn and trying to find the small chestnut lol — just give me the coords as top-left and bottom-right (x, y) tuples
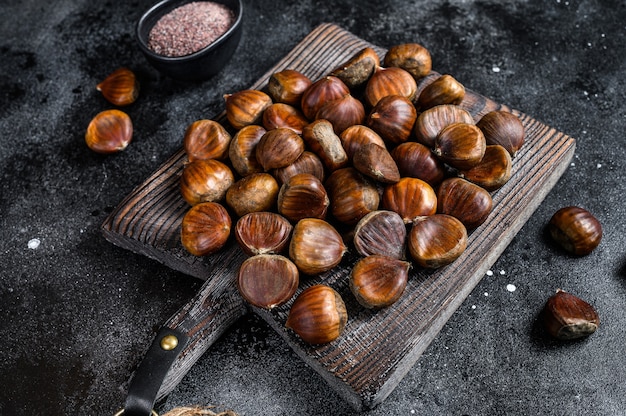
(237, 254), (299, 310)
(224, 89), (273, 129)
(407, 214), (468, 268)
(543, 289), (599, 340)
(180, 202), (231, 256)
(349, 255), (411, 309)
(234, 211), (293, 256)
(85, 109), (133, 154)
(353, 210), (407, 259)
(96, 67), (139, 106)
(289, 218), (347, 275)
(548, 206), (602, 255)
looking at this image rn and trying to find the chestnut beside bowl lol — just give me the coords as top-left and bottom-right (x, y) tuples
(136, 0), (243, 82)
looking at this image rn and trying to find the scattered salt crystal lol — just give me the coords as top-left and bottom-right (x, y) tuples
(597, 163), (602, 168)
(492, 66), (501, 73)
(484, 292), (489, 297)
(471, 305), (477, 309)
(486, 270), (494, 276)
(506, 284), (517, 292)
(28, 238), (40, 250)
(499, 270), (506, 275)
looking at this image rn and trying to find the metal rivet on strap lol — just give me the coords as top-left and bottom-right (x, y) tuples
(160, 334), (179, 351)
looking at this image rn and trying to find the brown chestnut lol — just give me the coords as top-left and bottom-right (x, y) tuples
(179, 159), (235, 205)
(255, 127), (305, 171)
(85, 109), (133, 154)
(225, 173), (280, 217)
(272, 151), (326, 186)
(349, 255), (410, 309)
(267, 69), (312, 106)
(277, 173), (330, 222)
(180, 202), (231, 256)
(543, 289), (599, 340)
(183, 119), (232, 162)
(262, 103), (309, 134)
(407, 214), (468, 268)
(315, 93), (366, 135)
(96, 67), (139, 106)
(414, 104), (474, 148)
(325, 167), (380, 225)
(383, 43), (432, 80)
(434, 122), (486, 171)
(437, 177), (493, 230)
(330, 46), (380, 89)
(390, 141), (446, 187)
(458, 144), (512, 191)
(353, 210), (407, 259)
(352, 143), (401, 184)
(364, 66), (418, 108)
(366, 95), (417, 145)
(476, 110), (525, 158)
(339, 125), (386, 160)
(235, 211), (293, 256)
(237, 254), (299, 310)
(416, 74), (465, 110)
(289, 218), (347, 275)
(224, 89), (273, 129)
(382, 177), (437, 224)
(300, 76), (350, 120)
(302, 119), (349, 172)
(548, 206), (602, 255)
(228, 124), (266, 177)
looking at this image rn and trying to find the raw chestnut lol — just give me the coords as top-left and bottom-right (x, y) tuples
(434, 122), (486, 171)
(228, 125), (266, 177)
(366, 94), (417, 145)
(352, 143), (401, 184)
(267, 69), (312, 106)
(237, 254), (299, 310)
(349, 255), (411, 309)
(235, 211), (293, 256)
(315, 93), (366, 135)
(96, 67), (139, 106)
(383, 43), (432, 80)
(458, 144), (512, 191)
(339, 125), (386, 160)
(277, 173), (329, 222)
(547, 206), (602, 255)
(272, 151), (326, 185)
(225, 173), (279, 217)
(183, 119), (232, 162)
(286, 284), (348, 345)
(414, 104), (474, 148)
(289, 218), (347, 275)
(353, 210), (407, 259)
(85, 109), (133, 154)
(224, 89), (273, 129)
(416, 74), (465, 110)
(180, 202), (231, 256)
(382, 177), (437, 224)
(255, 127), (305, 171)
(300, 76), (350, 120)
(180, 159), (235, 205)
(330, 46), (380, 89)
(476, 110), (525, 158)
(262, 103), (309, 134)
(365, 66), (418, 108)
(543, 289), (599, 340)
(437, 177), (493, 230)
(407, 214), (468, 268)
(391, 142), (446, 187)
(302, 119), (349, 172)
(325, 167), (380, 225)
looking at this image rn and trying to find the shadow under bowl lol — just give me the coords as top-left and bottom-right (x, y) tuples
(136, 0), (243, 82)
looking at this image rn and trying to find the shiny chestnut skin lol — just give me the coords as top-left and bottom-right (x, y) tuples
(180, 159), (235, 205)
(96, 67), (139, 106)
(383, 43), (432, 80)
(180, 202), (231, 256)
(437, 177), (493, 230)
(543, 289), (599, 340)
(349, 255), (411, 309)
(234, 211), (293, 256)
(224, 89), (273, 130)
(548, 206), (602, 255)
(267, 69), (312, 106)
(366, 94), (417, 145)
(364, 66), (417, 108)
(300, 76), (350, 120)
(85, 109), (133, 154)
(237, 254), (299, 310)
(184, 119), (231, 162)
(391, 142), (446, 187)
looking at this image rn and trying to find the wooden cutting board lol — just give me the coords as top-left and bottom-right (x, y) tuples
(101, 23), (576, 410)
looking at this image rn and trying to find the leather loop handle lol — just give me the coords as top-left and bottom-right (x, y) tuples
(122, 327), (189, 416)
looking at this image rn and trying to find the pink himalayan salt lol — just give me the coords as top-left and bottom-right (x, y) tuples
(148, 1), (235, 57)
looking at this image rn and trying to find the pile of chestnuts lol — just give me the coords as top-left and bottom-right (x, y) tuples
(176, 41), (533, 345)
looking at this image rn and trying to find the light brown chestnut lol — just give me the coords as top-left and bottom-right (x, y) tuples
(180, 201), (231, 256)
(416, 74), (465, 110)
(325, 167), (380, 225)
(300, 76), (350, 120)
(183, 119), (232, 162)
(339, 125), (386, 160)
(349, 255), (411, 309)
(180, 159), (235, 205)
(364, 66), (418, 108)
(302, 119), (349, 172)
(315, 93), (366, 135)
(277, 173), (329, 222)
(476, 110), (525, 158)
(382, 177), (437, 224)
(458, 144), (512, 191)
(543, 289), (599, 340)
(414, 104), (475, 148)
(272, 151), (326, 186)
(267, 69), (312, 106)
(434, 122), (486, 171)
(289, 218), (347, 275)
(237, 254), (299, 310)
(366, 95), (417, 145)
(548, 206), (602, 255)
(225, 173), (280, 217)
(96, 67), (139, 106)
(383, 43), (432, 80)
(437, 177), (493, 230)
(255, 127), (305, 171)
(228, 124), (266, 177)
(390, 141), (446, 187)
(352, 143), (401, 184)
(353, 210), (407, 259)
(407, 214), (468, 268)
(330, 46), (380, 89)
(262, 103), (309, 134)
(286, 284), (348, 344)
(224, 89), (273, 129)
(235, 211), (293, 256)
(85, 109), (133, 154)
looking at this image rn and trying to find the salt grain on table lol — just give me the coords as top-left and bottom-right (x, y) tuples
(148, 1), (235, 57)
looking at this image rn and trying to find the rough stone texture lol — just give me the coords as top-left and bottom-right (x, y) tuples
(1, 0), (625, 415)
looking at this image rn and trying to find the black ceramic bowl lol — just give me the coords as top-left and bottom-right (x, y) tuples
(136, 0), (243, 81)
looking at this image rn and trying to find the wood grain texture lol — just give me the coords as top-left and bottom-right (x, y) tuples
(101, 23), (576, 410)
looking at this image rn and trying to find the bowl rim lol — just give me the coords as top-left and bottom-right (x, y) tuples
(136, 0), (243, 62)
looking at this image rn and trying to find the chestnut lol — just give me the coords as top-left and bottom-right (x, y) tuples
(228, 124), (266, 177)
(330, 46), (380, 89)
(262, 103), (309, 134)
(476, 110), (525, 158)
(180, 202), (231, 256)
(255, 127), (305, 171)
(352, 143), (401, 184)
(547, 206), (602, 255)
(349, 255), (411, 309)
(434, 123), (486, 171)
(302, 119), (349, 172)
(85, 109), (133, 154)
(315, 93), (366, 135)
(414, 104), (474, 148)
(96, 67), (139, 106)
(390, 142), (446, 187)
(383, 43), (432, 80)
(325, 167), (380, 225)
(234, 211), (293, 256)
(353, 210), (407, 259)
(437, 177), (493, 230)
(267, 69), (312, 106)
(364, 66), (418, 108)
(225, 173), (280, 217)
(224, 89), (273, 129)
(542, 289), (599, 340)
(237, 254), (299, 310)
(179, 159), (235, 205)
(382, 177), (437, 224)
(300, 76), (350, 120)
(277, 173), (330, 222)
(407, 214), (468, 268)
(183, 119), (232, 162)
(366, 94), (417, 145)
(289, 218), (347, 275)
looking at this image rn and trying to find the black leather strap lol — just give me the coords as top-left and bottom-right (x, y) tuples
(122, 327), (189, 416)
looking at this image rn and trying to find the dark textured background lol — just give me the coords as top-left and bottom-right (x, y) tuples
(1, 0), (625, 415)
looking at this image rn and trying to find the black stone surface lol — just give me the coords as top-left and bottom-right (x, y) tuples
(1, 0), (625, 415)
